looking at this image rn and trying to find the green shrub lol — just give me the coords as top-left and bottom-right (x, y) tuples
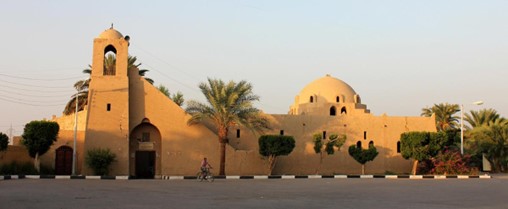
(85, 148), (116, 175)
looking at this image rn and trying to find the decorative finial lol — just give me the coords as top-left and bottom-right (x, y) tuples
(111, 23), (114, 29)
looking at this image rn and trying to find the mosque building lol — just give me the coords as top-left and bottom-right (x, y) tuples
(39, 28), (436, 178)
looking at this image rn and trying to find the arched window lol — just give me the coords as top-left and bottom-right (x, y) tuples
(341, 107), (347, 114)
(356, 141), (362, 149)
(369, 141), (374, 148)
(330, 106), (336, 116)
(103, 45), (117, 76)
(310, 96), (314, 103)
(336, 96), (340, 103)
(397, 141), (401, 153)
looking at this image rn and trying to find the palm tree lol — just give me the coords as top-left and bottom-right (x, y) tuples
(157, 84), (185, 107)
(63, 55), (152, 115)
(465, 108), (504, 130)
(421, 103), (460, 131)
(185, 78), (270, 175)
(171, 92), (184, 107)
(62, 79), (89, 115)
(128, 56), (154, 84)
(157, 84), (170, 97)
(469, 119), (508, 172)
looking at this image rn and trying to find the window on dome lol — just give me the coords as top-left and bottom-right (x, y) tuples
(310, 96), (314, 103)
(354, 95), (361, 104)
(336, 96), (340, 103)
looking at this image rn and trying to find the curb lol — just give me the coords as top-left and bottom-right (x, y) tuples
(0, 175), (129, 180)
(1, 174), (492, 181)
(161, 174), (492, 180)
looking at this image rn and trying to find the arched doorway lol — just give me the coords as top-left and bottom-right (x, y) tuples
(129, 119), (162, 179)
(55, 146), (73, 175)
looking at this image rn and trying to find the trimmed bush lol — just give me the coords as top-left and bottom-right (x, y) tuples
(259, 135), (295, 175)
(348, 144), (379, 175)
(85, 148), (116, 175)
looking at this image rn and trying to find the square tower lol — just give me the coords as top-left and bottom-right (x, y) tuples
(83, 27), (131, 175)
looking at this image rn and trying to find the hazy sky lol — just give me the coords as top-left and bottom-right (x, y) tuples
(1, 0), (507, 136)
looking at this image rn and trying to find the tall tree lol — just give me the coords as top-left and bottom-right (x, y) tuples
(186, 78), (270, 175)
(421, 103), (460, 131)
(63, 55), (152, 115)
(157, 84), (170, 97)
(157, 84), (185, 107)
(171, 91), (185, 107)
(312, 132), (346, 174)
(465, 108), (504, 130)
(400, 131), (448, 175)
(21, 121), (60, 172)
(62, 79), (89, 115)
(468, 119), (508, 172)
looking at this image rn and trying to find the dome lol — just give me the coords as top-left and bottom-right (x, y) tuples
(297, 74), (357, 104)
(97, 28), (123, 39)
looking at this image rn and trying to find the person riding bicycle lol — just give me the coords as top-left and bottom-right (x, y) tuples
(200, 157), (213, 178)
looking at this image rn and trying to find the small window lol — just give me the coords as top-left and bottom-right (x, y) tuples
(310, 96), (314, 103)
(364, 131), (367, 140)
(279, 130), (284, 135)
(107, 103), (111, 111)
(341, 107), (347, 114)
(355, 95), (361, 104)
(142, 132), (150, 142)
(330, 106), (336, 116)
(397, 141), (401, 153)
(356, 141), (362, 149)
(369, 141), (374, 148)
(322, 131), (327, 139)
(336, 96), (340, 103)
(236, 129), (240, 138)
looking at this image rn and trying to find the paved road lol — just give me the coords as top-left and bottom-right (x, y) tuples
(1, 178), (506, 209)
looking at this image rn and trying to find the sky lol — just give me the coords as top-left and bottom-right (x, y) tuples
(1, 0), (507, 137)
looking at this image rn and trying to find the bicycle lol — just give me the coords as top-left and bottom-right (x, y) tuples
(196, 168), (214, 182)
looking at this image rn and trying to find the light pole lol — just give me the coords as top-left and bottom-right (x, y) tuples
(460, 101), (484, 155)
(72, 81), (85, 176)
(72, 90), (79, 175)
